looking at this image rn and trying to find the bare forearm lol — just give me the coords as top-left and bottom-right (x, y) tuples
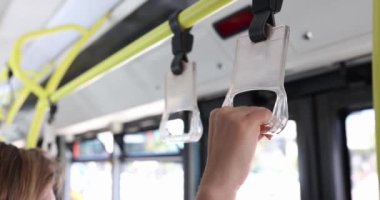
(195, 107), (271, 200)
(196, 184), (237, 200)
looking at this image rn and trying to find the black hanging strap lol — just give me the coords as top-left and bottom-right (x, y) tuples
(48, 103), (58, 124)
(249, 0), (283, 43)
(5, 62), (13, 79)
(169, 11), (194, 75)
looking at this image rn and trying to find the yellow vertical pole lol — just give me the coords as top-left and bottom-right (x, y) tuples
(373, 0), (380, 191)
(6, 63), (54, 126)
(26, 100), (48, 148)
(50, 0), (236, 102)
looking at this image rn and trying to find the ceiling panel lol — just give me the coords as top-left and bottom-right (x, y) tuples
(0, 0), (63, 70)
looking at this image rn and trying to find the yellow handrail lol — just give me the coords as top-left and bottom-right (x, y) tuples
(5, 63), (55, 126)
(0, 107), (3, 122)
(46, 16), (108, 94)
(8, 25), (88, 101)
(0, 68), (10, 82)
(27, 99), (48, 148)
(50, 0), (236, 102)
(6, 15), (108, 129)
(26, 16), (108, 148)
(23, 0), (235, 148)
(6, 1), (235, 147)
(373, 0), (380, 191)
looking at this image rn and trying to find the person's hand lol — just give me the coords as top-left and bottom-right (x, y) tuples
(196, 106), (272, 200)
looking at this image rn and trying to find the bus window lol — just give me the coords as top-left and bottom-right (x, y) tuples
(69, 134), (114, 200)
(120, 130), (184, 200)
(120, 161), (183, 200)
(71, 133), (113, 160)
(345, 109), (379, 200)
(123, 130), (182, 156)
(237, 120), (300, 200)
(70, 162), (113, 200)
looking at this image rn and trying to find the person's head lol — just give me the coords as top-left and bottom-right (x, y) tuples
(0, 142), (60, 200)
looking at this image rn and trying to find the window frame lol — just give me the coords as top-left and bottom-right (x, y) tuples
(290, 62), (372, 200)
(314, 86), (372, 200)
(118, 116), (198, 200)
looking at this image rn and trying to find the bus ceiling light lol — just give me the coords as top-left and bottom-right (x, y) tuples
(159, 11), (203, 143)
(223, 0), (289, 136)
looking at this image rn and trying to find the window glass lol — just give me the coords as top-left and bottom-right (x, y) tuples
(237, 120), (300, 200)
(345, 109), (378, 200)
(70, 162), (112, 200)
(73, 131), (114, 159)
(124, 130), (182, 156)
(79, 139), (106, 156)
(120, 161), (184, 200)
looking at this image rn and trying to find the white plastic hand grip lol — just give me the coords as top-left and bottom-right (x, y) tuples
(223, 25), (290, 135)
(42, 123), (58, 157)
(160, 62), (203, 143)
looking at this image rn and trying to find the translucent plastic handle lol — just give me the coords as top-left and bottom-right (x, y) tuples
(42, 123), (58, 157)
(159, 62), (203, 143)
(223, 25), (290, 135)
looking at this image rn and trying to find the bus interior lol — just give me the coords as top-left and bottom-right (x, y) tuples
(0, 0), (378, 200)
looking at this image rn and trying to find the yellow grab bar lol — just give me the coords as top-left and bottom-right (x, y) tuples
(24, 0), (236, 148)
(5, 63), (55, 126)
(373, 0), (380, 191)
(26, 16), (108, 148)
(50, 0), (236, 102)
(9, 25), (88, 100)
(46, 16), (108, 94)
(26, 100), (48, 148)
(0, 107), (3, 122)
(0, 68), (10, 82)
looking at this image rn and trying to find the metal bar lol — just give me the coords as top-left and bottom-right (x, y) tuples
(7, 25), (88, 148)
(373, 0), (380, 191)
(0, 68), (9, 82)
(6, 63), (55, 126)
(23, 0), (236, 147)
(26, 100), (48, 148)
(112, 142), (121, 200)
(46, 16), (108, 94)
(183, 143), (201, 200)
(9, 25), (88, 101)
(50, 0), (236, 102)
(25, 17), (108, 148)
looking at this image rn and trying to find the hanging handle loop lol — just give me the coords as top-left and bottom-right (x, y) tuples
(249, 0), (283, 43)
(47, 102), (58, 124)
(159, 11), (202, 143)
(169, 11), (194, 75)
(41, 101), (58, 156)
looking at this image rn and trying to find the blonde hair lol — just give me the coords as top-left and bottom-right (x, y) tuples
(0, 142), (60, 200)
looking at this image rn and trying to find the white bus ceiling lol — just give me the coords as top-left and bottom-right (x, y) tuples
(0, 0), (372, 140)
